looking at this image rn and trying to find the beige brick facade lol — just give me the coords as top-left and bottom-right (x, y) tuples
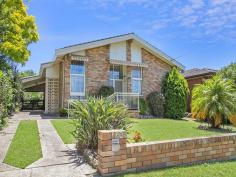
(142, 49), (171, 97)
(98, 130), (236, 176)
(85, 45), (110, 95)
(57, 40), (173, 110)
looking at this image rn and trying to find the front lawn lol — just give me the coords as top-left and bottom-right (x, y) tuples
(4, 120), (42, 168)
(51, 118), (234, 144)
(118, 160), (236, 177)
(51, 119), (75, 144)
(129, 118), (230, 142)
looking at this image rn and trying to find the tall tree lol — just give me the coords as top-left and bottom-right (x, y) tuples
(0, 0), (39, 65)
(162, 67), (189, 119)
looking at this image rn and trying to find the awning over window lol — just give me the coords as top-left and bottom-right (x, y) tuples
(71, 55), (89, 62)
(109, 59), (148, 68)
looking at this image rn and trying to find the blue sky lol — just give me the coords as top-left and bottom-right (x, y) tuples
(22, 0), (236, 73)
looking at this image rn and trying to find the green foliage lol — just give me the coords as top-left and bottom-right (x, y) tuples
(162, 67), (189, 119)
(59, 108), (68, 117)
(0, 71), (13, 127)
(192, 76), (236, 128)
(20, 70), (36, 78)
(218, 62), (236, 84)
(146, 92), (164, 117)
(0, 0), (39, 64)
(97, 85), (114, 97)
(139, 98), (148, 115)
(71, 97), (131, 150)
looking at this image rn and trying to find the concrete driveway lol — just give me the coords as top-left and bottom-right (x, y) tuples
(0, 112), (96, 177)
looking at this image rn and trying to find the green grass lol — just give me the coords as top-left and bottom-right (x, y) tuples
(118, 160), (236, 177)
(51, 119), (75, 144)
(51, 118), (234, 144)
(4, 120), (42, 169)
(129, 118), (232, 142)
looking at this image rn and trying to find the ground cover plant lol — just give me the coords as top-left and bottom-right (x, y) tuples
(4, 120), (42, 168)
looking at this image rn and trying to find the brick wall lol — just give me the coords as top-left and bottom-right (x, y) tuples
(142, 49), (171, 97)
(186, 75), (214, 112)
(45, 78), (59, 113)
(98, 130), (236, 176)
(86, 45), (110, 95)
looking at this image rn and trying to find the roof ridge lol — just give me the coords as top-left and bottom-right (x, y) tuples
(59, 33), (135, 50)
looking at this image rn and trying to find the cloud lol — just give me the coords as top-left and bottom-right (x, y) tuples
(67, 0), (236, 41)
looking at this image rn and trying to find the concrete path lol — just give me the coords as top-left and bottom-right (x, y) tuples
(0, 112), (96, 177)
(0, 118), (19, 172)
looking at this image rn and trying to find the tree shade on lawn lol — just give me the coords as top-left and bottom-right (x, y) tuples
(51, 119), (75, 144)
(117, 160), (236, 177)
(4, 120), (42, 169)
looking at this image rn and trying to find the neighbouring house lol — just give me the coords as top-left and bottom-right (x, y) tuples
(22, 33), (184, 114)
(184, 68), (217, 112)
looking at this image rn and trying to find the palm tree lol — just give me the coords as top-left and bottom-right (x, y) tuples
(192, 76), (236, 128)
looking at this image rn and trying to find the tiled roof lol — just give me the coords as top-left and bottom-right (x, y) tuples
(183, 68), (217, 78)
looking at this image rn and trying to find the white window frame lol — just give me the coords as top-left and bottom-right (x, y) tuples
(131, 67), (142, 94)
(70, 61), (85, 97)
(109, 65), (123, 92)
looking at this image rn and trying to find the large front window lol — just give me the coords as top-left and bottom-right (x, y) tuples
(131, 68), (142, 94)
(108, 65), (123, 92)
(70, 61), (85, 98)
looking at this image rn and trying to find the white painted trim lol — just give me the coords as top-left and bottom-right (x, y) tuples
(54, 33), (184, 69)
(69, 61), (86, 97)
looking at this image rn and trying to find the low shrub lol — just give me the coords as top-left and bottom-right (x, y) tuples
(59, 108), (68, 117)
(139, 98), (148, 115)
(71, 97), (131, 150)
(97, 85), (114, 97)
(146, 91), (164, 117)
(133, 131), (143, 142)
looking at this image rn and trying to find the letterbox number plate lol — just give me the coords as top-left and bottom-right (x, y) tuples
(112, 139), (120, 151)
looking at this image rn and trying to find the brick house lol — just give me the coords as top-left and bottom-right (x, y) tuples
(184, 68), (217, 112)
(22, 33), (183, 114)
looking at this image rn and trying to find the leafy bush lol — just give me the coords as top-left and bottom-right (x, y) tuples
(218, 62), (236, 84)
(59, 108), (68, 117)
(162, 67), (189, 119)
(71, 97), (131, 150)
(192, 76), (236, 128)
(97, 85), (114, 97)
(0, 71), (13, 127)
(139, 98), (148, 115)
(146, 91), (164, 117)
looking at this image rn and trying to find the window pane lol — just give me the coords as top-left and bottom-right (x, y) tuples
(132, 80), (141, 93)
(109, 65), (122, 79)
(70, 61), (85, 74)
(71, 75), (84, 93)
(132, 68), (141, 78)
(115, 80), (122, 92)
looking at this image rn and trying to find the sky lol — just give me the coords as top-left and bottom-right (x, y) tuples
(21, 0), (236, 73)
